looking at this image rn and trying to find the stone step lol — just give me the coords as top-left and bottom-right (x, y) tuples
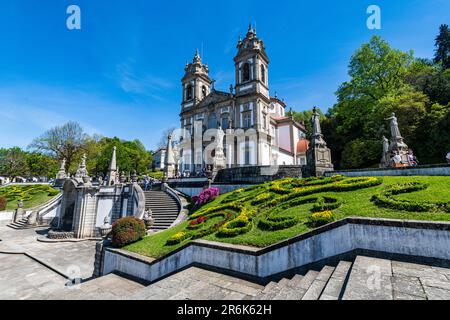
(342, 256), (393, 300)
(128, 267), (264, 300)
(271, 274), (307, 300)
(302, 266), (335, 300)
(320, 261), (353, 300)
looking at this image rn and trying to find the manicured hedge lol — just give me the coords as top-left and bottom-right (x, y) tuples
(112, 217), (147, 248)
(307, 211), (335, 228)
(371, 182), (449, 213)
(166, 176), (384, 244)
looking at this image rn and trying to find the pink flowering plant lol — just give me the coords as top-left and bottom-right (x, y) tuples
(192, 187), (220, 208)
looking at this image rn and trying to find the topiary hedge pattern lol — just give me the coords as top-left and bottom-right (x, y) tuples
(0, 185), (60, 209)
(112, 216), (147, 248)
(162, 176), (384, 246)
(371, 182), (450, 213)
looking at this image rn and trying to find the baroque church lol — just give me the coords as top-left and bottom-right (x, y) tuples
(179, 25), (309, 174)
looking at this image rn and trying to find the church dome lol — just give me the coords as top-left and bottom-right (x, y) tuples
(296, 139), (309, 154)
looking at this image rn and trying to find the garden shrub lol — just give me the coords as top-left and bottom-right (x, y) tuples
(371, 182), (449, 213)
(216, 207), (254, 237)
(307, 211), (335, 228)
(166, 231), (190, 245)
(112, 216), (147, 248)
(0, 196), (7, 211)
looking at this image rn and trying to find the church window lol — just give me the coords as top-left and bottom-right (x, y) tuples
(242, 63), (250, 82)
(202, 85), (207, 98)
(221, 117), (229, 130)
(243, 111), (252, 128)
(208, 113), (217, 129)
(261, 65), (266, 84)
(186, 84), (193, 100)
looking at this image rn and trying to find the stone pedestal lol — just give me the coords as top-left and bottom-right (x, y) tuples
(307, 147), (334, 177)
(306, 107), (334, 177)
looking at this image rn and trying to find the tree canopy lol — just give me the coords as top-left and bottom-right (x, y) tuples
(322, 33), (450, 168)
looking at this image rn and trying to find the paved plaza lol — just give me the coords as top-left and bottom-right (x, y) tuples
(0, 223), (97, 299)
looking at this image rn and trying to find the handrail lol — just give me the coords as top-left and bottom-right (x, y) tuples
(164, 184), (188, 228)
(132, 183), (146, 219)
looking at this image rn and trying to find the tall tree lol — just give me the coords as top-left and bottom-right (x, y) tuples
(434, 24), (450, 70)
(29, 121), (88, 172)
(328, 36), (414, 168)
(26, 152), (59, 178)
(0, 147), (28, 181)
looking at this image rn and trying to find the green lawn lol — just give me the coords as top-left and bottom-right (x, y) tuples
(0, 184), (60, 211)
(124, 176), (450, 258)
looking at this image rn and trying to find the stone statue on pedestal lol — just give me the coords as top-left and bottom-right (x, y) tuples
(380, 113), (409, 168)
(212, 126), (227, 180)
(306, 107), (334, 176)
(386, 113), (408, 152)
(56, 159), (67, 180)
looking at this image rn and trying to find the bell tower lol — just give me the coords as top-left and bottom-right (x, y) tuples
(181, 49), (212, 111)
(234, 24), (270, 99)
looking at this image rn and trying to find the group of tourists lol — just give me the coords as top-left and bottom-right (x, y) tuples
(390, 149), (419, 167)
(142, 176), (159, 191)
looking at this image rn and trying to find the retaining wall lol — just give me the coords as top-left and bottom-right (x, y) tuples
(325, 164), (450, 177)
(102, 217), (450, 283)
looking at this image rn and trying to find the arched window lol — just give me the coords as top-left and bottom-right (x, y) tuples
(186, 84), (193, 101)
(242, 63), (250, 82)
(202, 85), (207, 98)
(261, 65), (266, 84)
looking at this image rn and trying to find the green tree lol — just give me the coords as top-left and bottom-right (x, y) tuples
(29, 121), (88, 172)
(434, 24), (450, 70)
(26, 152), (59, 178)
(329, 36), (414, 168)
(88, 137), (153, 177)
(0, 147), (29, 180)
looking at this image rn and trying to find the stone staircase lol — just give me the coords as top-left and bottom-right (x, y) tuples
(143, 190), (180, 231)
(120, 255), (450, 300)
(42, 254), (450, 300)
(7, 218), (46, 230)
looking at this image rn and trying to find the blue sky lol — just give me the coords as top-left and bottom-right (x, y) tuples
(0, 0), (448, 150)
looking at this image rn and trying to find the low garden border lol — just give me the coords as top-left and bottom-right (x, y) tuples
(101, 217), (450, 284)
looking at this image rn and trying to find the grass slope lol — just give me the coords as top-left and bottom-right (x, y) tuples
(0, 184), (60, 211)
(124, 176), (450, 258)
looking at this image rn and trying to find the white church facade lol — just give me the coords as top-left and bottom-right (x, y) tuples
(178, 25), (308, 174)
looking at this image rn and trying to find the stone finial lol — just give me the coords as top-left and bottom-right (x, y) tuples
(131, 170), (138, 183)
(193, 49), (201, 64)
(107, 146), (118, 186)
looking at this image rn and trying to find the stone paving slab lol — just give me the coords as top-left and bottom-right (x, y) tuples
(0, 253), (67, 300)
